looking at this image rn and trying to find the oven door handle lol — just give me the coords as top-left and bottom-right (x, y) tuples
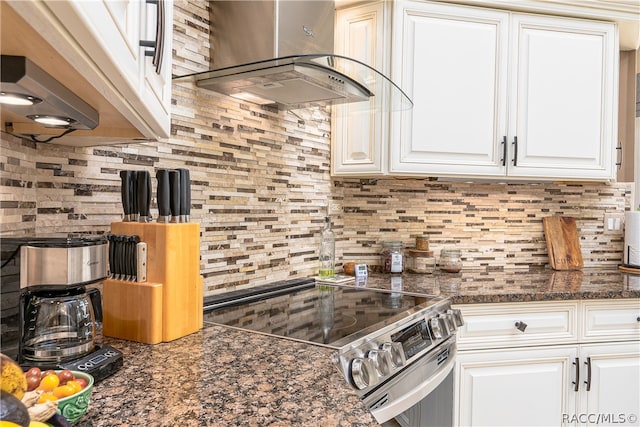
(369, 352), (455, 423)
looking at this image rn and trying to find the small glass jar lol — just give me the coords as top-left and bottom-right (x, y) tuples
(407, 250), (436, 274)
(439, 249), (462, 273)
(381, 241), (404, 273)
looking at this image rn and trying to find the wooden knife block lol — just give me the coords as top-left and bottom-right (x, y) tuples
(103, 222), (203, 344)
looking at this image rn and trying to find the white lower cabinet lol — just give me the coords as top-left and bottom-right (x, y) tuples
(456, 346), (577, 427)
(579, 343), (640, 424)
(454, 300), (640, 427)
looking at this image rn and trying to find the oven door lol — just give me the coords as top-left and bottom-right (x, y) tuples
(363, 337), (456, 425)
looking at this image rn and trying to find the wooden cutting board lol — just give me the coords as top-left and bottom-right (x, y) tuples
(543, 216), (584, 270)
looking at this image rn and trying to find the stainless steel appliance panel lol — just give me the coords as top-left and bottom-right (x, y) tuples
(20, 243), (107, 288)
(211, 0), (333, 70)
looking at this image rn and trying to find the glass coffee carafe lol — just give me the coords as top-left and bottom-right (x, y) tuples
(20, 287), (102, 364)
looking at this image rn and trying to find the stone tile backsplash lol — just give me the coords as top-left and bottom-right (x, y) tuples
(0, 1), (633, 296)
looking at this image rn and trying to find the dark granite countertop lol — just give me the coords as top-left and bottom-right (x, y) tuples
(77, 325), (377, 427)
(349, 268), (640, 304)
(75, 268), (638, 426)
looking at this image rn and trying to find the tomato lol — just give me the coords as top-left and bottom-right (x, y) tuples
(66, 380), (82, 394)
(37, 392), (58, 403)
(37, 373), (60, 392)
(57, 369), (74, 385)
(53, 384), (75, 399)
(26, 375), (41, 391)
(74, 378), (88, 389)
(25, 367), (41, 379)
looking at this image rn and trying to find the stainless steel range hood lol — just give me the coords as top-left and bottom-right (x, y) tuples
(173, 0), (411, 111)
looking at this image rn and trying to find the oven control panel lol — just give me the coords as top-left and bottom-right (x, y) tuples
(332, 299), (464, 394)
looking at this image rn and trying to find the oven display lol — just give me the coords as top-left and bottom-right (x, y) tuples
(391, 319), (432, 359)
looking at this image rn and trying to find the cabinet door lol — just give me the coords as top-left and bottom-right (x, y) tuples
(47, 0), (142, 93)
(579, 343), (640, 423)
(332, 1), (388, 176)
(390, 1), (509, 177)
(139, 0), (173, 134)
(508, 14), (617, 180)
(456, 346), (578, 427)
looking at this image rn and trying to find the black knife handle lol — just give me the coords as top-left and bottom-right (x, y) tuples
(107, 234), (115, 277)
(156, 169), (171, 220)
(177, 168), (190, 220)
(137, 171), (151, 221)
(119, 170), (133, 218)
(131, 171), (138, 220)
(169, 170), (180, 220)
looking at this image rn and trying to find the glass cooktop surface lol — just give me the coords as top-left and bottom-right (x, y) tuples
(203, 282), (438, 348)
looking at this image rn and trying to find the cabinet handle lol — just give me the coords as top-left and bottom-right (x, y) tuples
(584, 357), (592, 391)
(514, 321), (527, 332)
(572, 357), (580, 392)
(501, 136), (507, 166)
(512, 136), (518, 166)
(616, 143), (622, 168)
(139, 0), (165, 74)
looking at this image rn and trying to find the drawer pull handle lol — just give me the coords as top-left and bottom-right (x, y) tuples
(514, 321), (527, 332)
(572, 357), (580, 392)
(636, 316), (639, 322)
(584, 357), (592, 392)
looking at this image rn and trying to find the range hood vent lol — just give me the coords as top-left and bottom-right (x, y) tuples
(1, 55), (98, 131)
(173, 1), (411, 111)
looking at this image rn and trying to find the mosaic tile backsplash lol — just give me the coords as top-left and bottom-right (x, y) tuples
(0, 1), (633, 297)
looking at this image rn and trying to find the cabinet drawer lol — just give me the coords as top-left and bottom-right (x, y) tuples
(581, 299), (640, 342)
(454, 302), (578, 350)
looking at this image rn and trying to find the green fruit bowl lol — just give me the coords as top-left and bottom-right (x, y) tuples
(55, 371), (94, 425)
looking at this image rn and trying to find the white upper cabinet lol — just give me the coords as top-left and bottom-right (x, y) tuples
(389, 2), (509, 177)
(507, 14), (617, 180)
(332, 1), (389, 176)
(390, 1), (617, 180)
(6, 0), (172, 143)
(335, 0), (619, 181)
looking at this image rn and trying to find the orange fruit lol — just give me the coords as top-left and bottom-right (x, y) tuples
(66, 380), (82, 394)
(37, 374), (59, 392)
(37, 392), (58, 403)
(53, 384), (75, 398)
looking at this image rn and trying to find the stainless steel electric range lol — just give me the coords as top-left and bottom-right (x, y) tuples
(203, 278), (463, 425)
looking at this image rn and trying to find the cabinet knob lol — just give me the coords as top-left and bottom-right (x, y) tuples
(514, 321), (527, 332)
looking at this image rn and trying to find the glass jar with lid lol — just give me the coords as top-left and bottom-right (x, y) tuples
(439, 249), (462, 273)
(381, 241), (404, 273)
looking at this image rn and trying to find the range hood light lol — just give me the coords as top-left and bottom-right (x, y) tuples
(0, 91), (42, 106)
(27, 114), (76, 127)
(230, 91), (276, 105)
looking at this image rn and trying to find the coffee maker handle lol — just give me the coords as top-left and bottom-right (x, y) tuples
(87, 288), (103, 326)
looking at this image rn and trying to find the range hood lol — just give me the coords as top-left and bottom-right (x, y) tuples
(173, 0), (411, 111)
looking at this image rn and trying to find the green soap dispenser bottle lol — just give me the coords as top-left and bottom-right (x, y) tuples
(319, 215), (335, 279)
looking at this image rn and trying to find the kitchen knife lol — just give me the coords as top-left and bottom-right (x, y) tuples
(177, 168), (191, 223)
(107, 234), (115, 278)
(124, 236), (133, 281)
(119, 170), (134, 221)
(130, 235), (140, 281)
(169, 170), (180, 223)
(113, 235), (122, 280)
(137, 170), (152, 222)
(131, 172), (139, 222)
(156, 169), (170, 223)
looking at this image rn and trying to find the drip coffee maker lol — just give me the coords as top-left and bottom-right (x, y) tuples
(0, 234), (122, 381)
